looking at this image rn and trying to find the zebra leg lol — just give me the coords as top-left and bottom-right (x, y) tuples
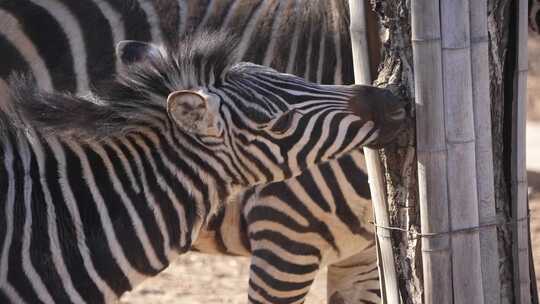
(327, 243), (381, 304)
(247, 240), (321, 304)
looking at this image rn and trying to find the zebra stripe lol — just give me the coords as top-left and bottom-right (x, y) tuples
(1, 1), (78, 91)
(56, 0), (119, 87)
(30, 0), (90, 93)
(0, 9), (53, 90)
(48, 136), (116, 302)
(91, 142), (165, 270)
(1, 135), (25, 303)
(136, 0), (164, 43)
(31, 132), (85, 303)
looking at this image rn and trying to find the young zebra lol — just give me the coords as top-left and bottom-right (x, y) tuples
(0, 1), (387, 301)
(194, 149), (380, 303)
(0, 32), (405, 303)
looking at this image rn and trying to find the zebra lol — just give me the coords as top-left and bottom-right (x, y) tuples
(0, 31), (405, 303)
(0, 0), (353, 96)
(193, 149), (381, 303)
(0, 0), (385, 302)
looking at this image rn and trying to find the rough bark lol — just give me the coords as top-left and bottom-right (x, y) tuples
(370, 1), (421, 303)
(488, 1), (514, 303)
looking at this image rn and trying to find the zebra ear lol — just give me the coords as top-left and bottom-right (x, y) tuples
(115, 40), (161, 65)
(166, 90), (222, 136)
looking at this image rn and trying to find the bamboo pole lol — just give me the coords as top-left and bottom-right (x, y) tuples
(411, 1), (452, 303)
(469, 1), (500, 303)
(347, 1), (400, 303)
(512, 0), (531, 302)
(440, 1), (484, 302)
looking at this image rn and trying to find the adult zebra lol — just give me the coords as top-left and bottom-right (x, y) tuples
(0, 0), (353, 96)
(194, 149), (381, 304)
(0, 31), (405, 303)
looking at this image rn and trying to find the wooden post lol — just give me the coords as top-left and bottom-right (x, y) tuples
(411, 1), (453, 303)
(512, 0), (531, 302)
(469, 0), (500, 303)
(348, 0), (400, 303)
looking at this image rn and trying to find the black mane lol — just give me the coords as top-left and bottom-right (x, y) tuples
(2, 31), (240, 140)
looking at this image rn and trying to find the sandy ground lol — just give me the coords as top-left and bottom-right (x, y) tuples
(118, 35), (540, 303)
(528, 122), (540, 293)
(528, 35), (540, 297)
(119, 254), (327, 303)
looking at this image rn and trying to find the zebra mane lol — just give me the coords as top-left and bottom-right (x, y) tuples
(1, 31), (240, 140)
(107, 30), (240, 97)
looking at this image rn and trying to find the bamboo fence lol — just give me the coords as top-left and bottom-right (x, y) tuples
(440, 1), (484, 302)
(512, 0), (531, 302)
(347, 0), (531, 302)
(411, 0), (453, 302)
(347, 0), (400, 303)
(469, 0), (500, 303)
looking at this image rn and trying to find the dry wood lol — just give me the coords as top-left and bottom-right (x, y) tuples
(512, 0), (531, 302)
(411, 0), (452, 303)
(347, 1), (399, 303)
(363, 149), (399, 304)
(469, 1), (500, 303)
(348, 0), (370, 84)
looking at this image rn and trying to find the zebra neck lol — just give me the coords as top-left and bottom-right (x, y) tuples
(7, 124), (235, 253)
(74, 129), (236, 251)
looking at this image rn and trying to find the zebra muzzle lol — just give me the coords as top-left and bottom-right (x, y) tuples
(347, 85), (407, 148)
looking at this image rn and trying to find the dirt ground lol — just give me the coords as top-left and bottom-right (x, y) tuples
(528, 122), (540, 295)
(119, 35), (540, 304)
(119, 254), (327, 303)
(527, 35), (540, 298)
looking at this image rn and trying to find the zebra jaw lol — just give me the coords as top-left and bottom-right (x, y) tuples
(166, 90), (222, 137)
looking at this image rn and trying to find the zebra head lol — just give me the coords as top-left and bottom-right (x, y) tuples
(112, 32), (406, 184)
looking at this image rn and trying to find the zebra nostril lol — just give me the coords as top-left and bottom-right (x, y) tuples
(386, 98), (408, 121)
(389, 107), (406, 121)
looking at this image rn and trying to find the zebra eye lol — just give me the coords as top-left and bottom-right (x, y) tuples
(269, 110), (298, 134)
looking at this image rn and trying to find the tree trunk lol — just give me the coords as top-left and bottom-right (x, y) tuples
(370, 0), (521, 303)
